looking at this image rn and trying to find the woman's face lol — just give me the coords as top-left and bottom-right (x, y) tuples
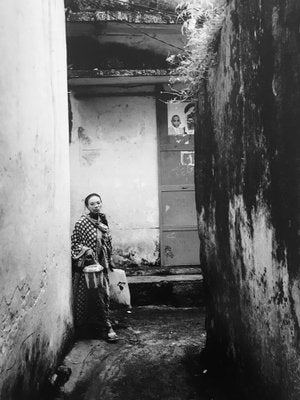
(171, 116), (181, 128)
(87, 195), (102, 214)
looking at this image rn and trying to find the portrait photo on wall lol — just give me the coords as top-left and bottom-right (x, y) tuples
(167, 102), (195, 136)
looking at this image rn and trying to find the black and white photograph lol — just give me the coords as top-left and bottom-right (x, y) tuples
(167, 102), (195, 136)
(1, 1), (300, 400)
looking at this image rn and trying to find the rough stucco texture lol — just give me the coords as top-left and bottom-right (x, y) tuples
(0, 1), (72, 399)
(195, 1), (300, 399)
(70, 95), (159, 269)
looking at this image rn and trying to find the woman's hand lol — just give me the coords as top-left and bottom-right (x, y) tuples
(85, 249), (94, 258)
(98, 222), (108, 233)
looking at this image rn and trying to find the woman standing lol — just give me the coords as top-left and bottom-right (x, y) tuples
(71, 193), (118, 342)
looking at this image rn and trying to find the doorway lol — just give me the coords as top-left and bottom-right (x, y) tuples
(157, 97), (200, 269)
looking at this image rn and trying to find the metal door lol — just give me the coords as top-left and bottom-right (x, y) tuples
(157, 97), (200, 267)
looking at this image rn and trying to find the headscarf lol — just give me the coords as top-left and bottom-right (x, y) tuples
(84, 193), (102, 207)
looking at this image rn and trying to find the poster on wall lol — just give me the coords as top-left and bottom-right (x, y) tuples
(181, 151), (195, 166)
(167, 102), (195, 136)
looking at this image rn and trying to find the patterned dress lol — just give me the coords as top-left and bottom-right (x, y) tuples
(71, 213), (113, 335)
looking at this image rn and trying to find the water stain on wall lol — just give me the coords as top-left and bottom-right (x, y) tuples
(78, 127), (91, 145)
(194, 1), (300, 398)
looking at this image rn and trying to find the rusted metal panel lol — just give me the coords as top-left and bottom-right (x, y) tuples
(157, 95), (200, 268)
(162, 229), (200, 266)
(160, 150), (195, 185)
(161, 190), (197, 227)
(159, 133), (195, 147)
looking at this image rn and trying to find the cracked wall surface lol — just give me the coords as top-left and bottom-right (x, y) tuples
(195, 0), (300, 399)
(0, 1), (72, 398)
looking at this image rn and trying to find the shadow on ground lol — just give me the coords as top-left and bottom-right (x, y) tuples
(50, 307), (252, 400)
(68, 345), (207, 400)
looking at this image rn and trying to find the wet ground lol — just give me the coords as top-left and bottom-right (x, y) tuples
(54, 306), (245, 400)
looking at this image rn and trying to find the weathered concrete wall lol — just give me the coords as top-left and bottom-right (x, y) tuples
(0, 1), (71, 398)
(69, 94), (159, 269)
(195, 1), (300, 399)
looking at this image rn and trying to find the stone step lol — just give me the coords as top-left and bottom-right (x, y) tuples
(127, 274), (204, 307)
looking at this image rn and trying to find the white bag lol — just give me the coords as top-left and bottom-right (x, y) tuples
(108, 268), (131, 308)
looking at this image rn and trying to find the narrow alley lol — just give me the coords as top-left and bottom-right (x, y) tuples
(61, 307), (207, 400)
(51, 305), (254, 400)
(1, 1), (300, 400)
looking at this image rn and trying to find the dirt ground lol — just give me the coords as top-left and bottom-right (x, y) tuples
(57, 306), (209, 400)
(50, 306), (250, 400)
